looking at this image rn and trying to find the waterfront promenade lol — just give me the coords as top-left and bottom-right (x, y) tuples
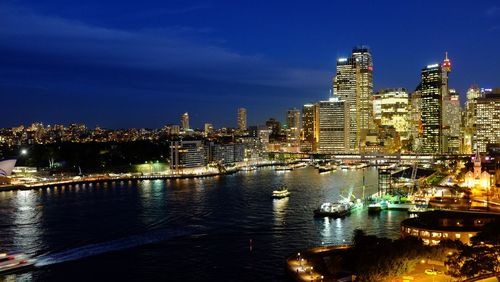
(0, 161), (282, 192)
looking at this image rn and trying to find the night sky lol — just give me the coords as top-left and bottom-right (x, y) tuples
(1, 0), (499, 129)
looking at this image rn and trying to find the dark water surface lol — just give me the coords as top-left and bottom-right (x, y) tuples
(0, 167), (409, 281)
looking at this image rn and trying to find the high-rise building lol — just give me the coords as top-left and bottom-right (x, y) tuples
(286, 108), (301, 147)
(333, 46), (374, 152)
(443, 89), (461, 154)
(476, 90), (500, 152)
(334, 56), (357, 152)
(377, 88), (409, 141)
(420, 57), (449, 154)
(181, 112), (190, 131)
(352, 46), (374, 139)
(302, 103), (318, 152)
(317, 97), (349, 154)
(237, 108), (247, 131)
(463, 85), (482, 153)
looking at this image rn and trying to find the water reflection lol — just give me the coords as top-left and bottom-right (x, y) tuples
(272, 198), (288, 226)
(13, 190), (42, 254)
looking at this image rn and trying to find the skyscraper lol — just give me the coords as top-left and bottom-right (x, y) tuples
(352, 46), (374, 140)
(333, 46), (374, 152)
(463, 85), (482, 153)
(302, 103), (318, 152)
(420, 53), (451, 154)
(318, 97), (349, 153)
(181, 112), (190, 131)
(237, 108), (247, 131)
(286, 108), (301, 147)
(476, 90), (500, 152)
(443, 89), (461, 154)
(334, 56), (357, 152)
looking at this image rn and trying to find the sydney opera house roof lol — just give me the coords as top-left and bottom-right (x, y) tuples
(0, 159), (17, 177)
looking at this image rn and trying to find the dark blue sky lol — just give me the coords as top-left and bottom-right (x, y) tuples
(1, 0), (499, 129)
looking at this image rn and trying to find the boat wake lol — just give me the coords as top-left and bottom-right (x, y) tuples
(34, 227), (197, 267)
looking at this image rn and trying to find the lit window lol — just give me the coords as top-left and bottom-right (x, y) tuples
(455, 234), (461, 239)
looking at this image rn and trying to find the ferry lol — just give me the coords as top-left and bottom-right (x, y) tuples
(0, 253), (35, 275)
(314, 202), (352, 218)
(271, 185), (290, 199)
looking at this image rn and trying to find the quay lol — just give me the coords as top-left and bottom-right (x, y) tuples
(0, 161), (284, 192)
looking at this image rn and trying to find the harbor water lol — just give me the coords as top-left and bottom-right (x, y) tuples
(0, 166), (409, 281)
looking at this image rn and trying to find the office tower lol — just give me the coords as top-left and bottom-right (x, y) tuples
(463, 85), (482, 153)
(317, 97), (349, 153)
(181, 112), (190, 131)
(443, 89), (461, 154)
(286, 108), (301, 147)
(302, 103), (317, 152)
(334, 56), (357, 151)
(420, 55), (450, 154)
(475, 90), (500, 152)
(333, 46), (374, 152)
(377, 88), (409, 141)
(352, 46), (374, 139)
(237, 108), (247, 131)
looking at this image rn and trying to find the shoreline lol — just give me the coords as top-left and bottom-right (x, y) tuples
(0, 162), (285, 192)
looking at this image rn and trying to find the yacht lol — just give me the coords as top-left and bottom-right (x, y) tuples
(0, 253), (35, 275)
(271, 185), (290, 199)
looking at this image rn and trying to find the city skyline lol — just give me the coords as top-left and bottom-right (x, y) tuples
(1, 1), (500, 128)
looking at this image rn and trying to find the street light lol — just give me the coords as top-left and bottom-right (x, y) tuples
(20, 149), (28, 156)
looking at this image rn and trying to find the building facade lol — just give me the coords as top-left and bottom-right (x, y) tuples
(333, 46), (374, 152)
(237, 108), (247, 132)
(476, 92), (500, 152)
(317, 97), (349, 154)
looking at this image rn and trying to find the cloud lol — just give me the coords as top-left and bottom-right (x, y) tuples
(0, 4), (330, 91)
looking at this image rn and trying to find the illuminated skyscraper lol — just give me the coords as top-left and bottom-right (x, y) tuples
(181, 112), (190, 131)
(237, 108), (247, 131)
(352, 46), (374, 140)
(333, 46), (374, 152)
(286, 108), (301, 147)
(476, 90), (500, 152)
(318, 97), (349, 153)
(420, 53), (451, 154)
(420, 64), (443, 153)
(463, 85), (482, 153)
(302, 103), (318, 152)
(443, 89), (461, 154)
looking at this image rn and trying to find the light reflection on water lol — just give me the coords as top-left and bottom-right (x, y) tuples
(0, 166), (409, 281)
